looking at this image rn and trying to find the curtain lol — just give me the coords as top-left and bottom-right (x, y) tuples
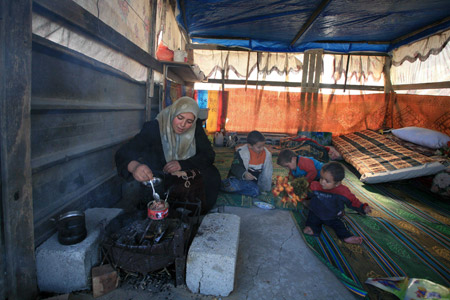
(392, 94), (450, 135)
(194, 91), (227, 133)
(198, 88), (450, 136)
(193, 50), (302, 78)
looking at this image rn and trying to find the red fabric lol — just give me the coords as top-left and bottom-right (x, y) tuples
(216, 92), (223, 131)
(391, 94), (450, 136)
(223, 89), (390, 135)
(310, 181), (366, 209)
(199, 88), (450, 136)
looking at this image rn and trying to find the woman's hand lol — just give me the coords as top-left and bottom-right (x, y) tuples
(244, 171), (257, 181)
(163, 160), (182, 174)
(127, 160), (153, 182)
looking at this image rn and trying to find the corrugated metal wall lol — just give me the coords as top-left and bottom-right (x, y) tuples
(31, 41), (147, 245)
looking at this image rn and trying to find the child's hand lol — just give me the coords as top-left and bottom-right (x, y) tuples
(244, 172), (257, 181)
(364, 206), (372, 214)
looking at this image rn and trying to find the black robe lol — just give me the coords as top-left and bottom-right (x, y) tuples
(115, 119), (221, 213)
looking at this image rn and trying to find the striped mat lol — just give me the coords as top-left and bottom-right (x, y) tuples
(333, 130), (439, 173)
(213, 146), (450, 299)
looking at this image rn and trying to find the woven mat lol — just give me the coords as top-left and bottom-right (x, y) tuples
(213, 146), (450, 299)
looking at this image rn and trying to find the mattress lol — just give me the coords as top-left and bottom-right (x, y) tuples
(332, 130), (446, 184)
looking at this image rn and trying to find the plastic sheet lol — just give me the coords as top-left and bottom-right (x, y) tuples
(177, 0), (450, 53)
(366, 277), (450, 300)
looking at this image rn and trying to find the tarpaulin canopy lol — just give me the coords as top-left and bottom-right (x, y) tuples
(176, 0), (450, 53)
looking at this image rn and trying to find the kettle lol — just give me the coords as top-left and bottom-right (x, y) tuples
(51, 210), (87, 245)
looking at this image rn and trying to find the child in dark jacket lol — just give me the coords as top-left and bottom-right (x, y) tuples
(277, 149), (324, 183)
(221, 131), (273, 198)
(304, 161), (372, 244)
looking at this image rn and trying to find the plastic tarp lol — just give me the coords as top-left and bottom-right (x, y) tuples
(177, 0), (450, 54)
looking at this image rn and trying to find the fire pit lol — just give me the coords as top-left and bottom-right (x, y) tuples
(101, 198), (201, 286)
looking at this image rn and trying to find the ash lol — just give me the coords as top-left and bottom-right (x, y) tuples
(119, 267), (176, 293)
(110, 218), (179, 246)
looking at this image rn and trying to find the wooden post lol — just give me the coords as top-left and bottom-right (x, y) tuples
(146, 0), (158, 121)
(343, 54), (350, 92)
(0, 0), (37, 299)
(383, 56), (393, 93)
(301, 52), (310, 92)
(245, 51), (250, 91)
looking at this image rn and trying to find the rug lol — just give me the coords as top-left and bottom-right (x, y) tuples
(214, 146), (294, 209)
(213, 146), (450, 299)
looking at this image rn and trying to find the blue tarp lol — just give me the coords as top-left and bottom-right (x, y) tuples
(177, 0), (450, 53)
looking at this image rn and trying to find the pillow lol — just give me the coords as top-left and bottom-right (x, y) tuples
(391, 127), (450, 149)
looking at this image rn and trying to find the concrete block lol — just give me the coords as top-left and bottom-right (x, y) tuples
(186, 213), (240, 297)
(36, 208), (123, 293)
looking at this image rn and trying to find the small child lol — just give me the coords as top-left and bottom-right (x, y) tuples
(221, 131), (273, 198)
(327, 146), (342, 160)
(304, 162), (372, 244)
(277, 149), (324, 183)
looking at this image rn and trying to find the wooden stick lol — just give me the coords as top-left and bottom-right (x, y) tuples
(245, 51), (250, 91)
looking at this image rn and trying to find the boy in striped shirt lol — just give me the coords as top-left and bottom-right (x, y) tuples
(221, 131), (273, 198)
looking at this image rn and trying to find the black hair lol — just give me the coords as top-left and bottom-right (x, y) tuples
(322, 161), (345, 182)
(277, 149), (297, 165)
(247, 130), (265, 145)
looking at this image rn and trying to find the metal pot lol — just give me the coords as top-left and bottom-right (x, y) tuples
(52, 210), (87, 245)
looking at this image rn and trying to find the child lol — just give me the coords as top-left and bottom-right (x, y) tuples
(304, 162), (372, 244)
(327, 146), (342, 160)
(277, 149), (324, 183)
(221, 131), (273, 198)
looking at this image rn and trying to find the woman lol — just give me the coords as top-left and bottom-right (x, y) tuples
(115, 96), (221, 213)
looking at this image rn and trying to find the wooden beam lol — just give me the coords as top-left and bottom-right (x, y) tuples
(313, 39), (390, 45)
(146, 0), (158, 121)
(190, 35), (250, 41)
(0, 0), (38, 299)
(189, 43), (391, 57)
(393, 81), (450, 90)
(32, 34), (143, 84)
(33, 0), (163, 73)
(188, 44), (252, 51)
(290, 0), (331, 47)
(179, 0), (189, 33)
(391, 16), (450, 45)
(207, 79), (384, 91)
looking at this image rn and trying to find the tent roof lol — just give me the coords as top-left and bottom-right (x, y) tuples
(177, 0), (450, 53)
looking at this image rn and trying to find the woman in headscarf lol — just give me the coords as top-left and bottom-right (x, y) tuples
(115, 96), (221, 213)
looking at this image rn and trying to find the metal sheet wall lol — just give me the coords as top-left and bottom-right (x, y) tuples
(31, 41), (146, 245)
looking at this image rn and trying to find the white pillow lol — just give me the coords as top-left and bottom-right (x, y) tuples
(391, 127), (450, 149)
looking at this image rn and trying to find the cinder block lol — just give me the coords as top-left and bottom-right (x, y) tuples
(36, 208), (123, 293)
(186, 213), (240, 297)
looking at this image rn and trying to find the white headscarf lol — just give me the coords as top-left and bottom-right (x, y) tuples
(156, 97), (200, 162)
